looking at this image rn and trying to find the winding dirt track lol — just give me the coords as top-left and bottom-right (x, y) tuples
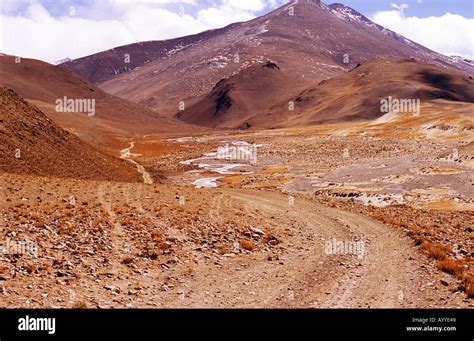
(160, 189), (424, 307)
(120, 142), (153, 185)
(93, 185), (456, 308)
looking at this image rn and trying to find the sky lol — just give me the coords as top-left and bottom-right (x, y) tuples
(1, 0), (473, 63)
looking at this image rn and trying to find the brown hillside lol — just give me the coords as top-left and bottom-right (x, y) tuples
(0, 87), (141, 182)
(176, 61), (312, 129)
(260, 58), (474, 128)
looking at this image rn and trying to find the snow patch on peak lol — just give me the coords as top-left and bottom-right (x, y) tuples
(55, 57), (71, 65)
(328, 3), (365, 23)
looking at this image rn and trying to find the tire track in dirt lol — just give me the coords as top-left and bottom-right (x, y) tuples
(161, 189), (443, 308)
(97, 184), (128, 277)
(90, 183), (460, 308)
(161, 189), (353, 307)
(208, 194), (224, 224)
(249, 192), (421, 308)
(319, 212), (406, 308)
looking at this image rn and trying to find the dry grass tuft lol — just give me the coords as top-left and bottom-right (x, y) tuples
(420, 241), (449, 260)
(465, 277), (474, 298)
(437, 258), (464, 276)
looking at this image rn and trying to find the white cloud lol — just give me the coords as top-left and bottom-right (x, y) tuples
(25, 3), (51, 20)
(223, 0), (267, 12)
(196, 0), (285, 32)
(197, 6), (256, 28)
(390, 3), (408, 11)
(0, 0), (38, 14)
(1, 5), (134, 63)
(372, 10), (474, 59)
(267, 0), (286, 9)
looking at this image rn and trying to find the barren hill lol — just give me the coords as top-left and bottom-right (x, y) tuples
(0, 87), (141, 182)
(0, 56), (199, 146)
(176, 61), (312, 129)
(262, 58), (474, 127)
(176, 58), (474, 129)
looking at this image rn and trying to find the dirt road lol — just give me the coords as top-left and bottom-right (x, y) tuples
(120, 142), (153, 185)
(1, 173), (466, 308)
(90, 186), (463, 308)
(153, 189), (457, 308)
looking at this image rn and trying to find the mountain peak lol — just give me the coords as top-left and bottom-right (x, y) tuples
(62, 0), (473, 120)
(292, 0), (322, 7)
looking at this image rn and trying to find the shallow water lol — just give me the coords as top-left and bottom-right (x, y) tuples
(192, 177), (223, 188)
(182, 141), (260, 188)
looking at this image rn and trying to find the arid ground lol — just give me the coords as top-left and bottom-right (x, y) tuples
(1, 111), (472, 308)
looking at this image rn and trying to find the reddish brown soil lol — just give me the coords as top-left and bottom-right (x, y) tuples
(0, 87), (140, 182)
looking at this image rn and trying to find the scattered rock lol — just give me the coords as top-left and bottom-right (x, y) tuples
(250, 226), (264, 235)
(239, 238), (257, 251)
(104, 285), (121, 293)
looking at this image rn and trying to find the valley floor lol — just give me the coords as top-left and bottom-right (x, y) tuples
(1, 124), (472, 308)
